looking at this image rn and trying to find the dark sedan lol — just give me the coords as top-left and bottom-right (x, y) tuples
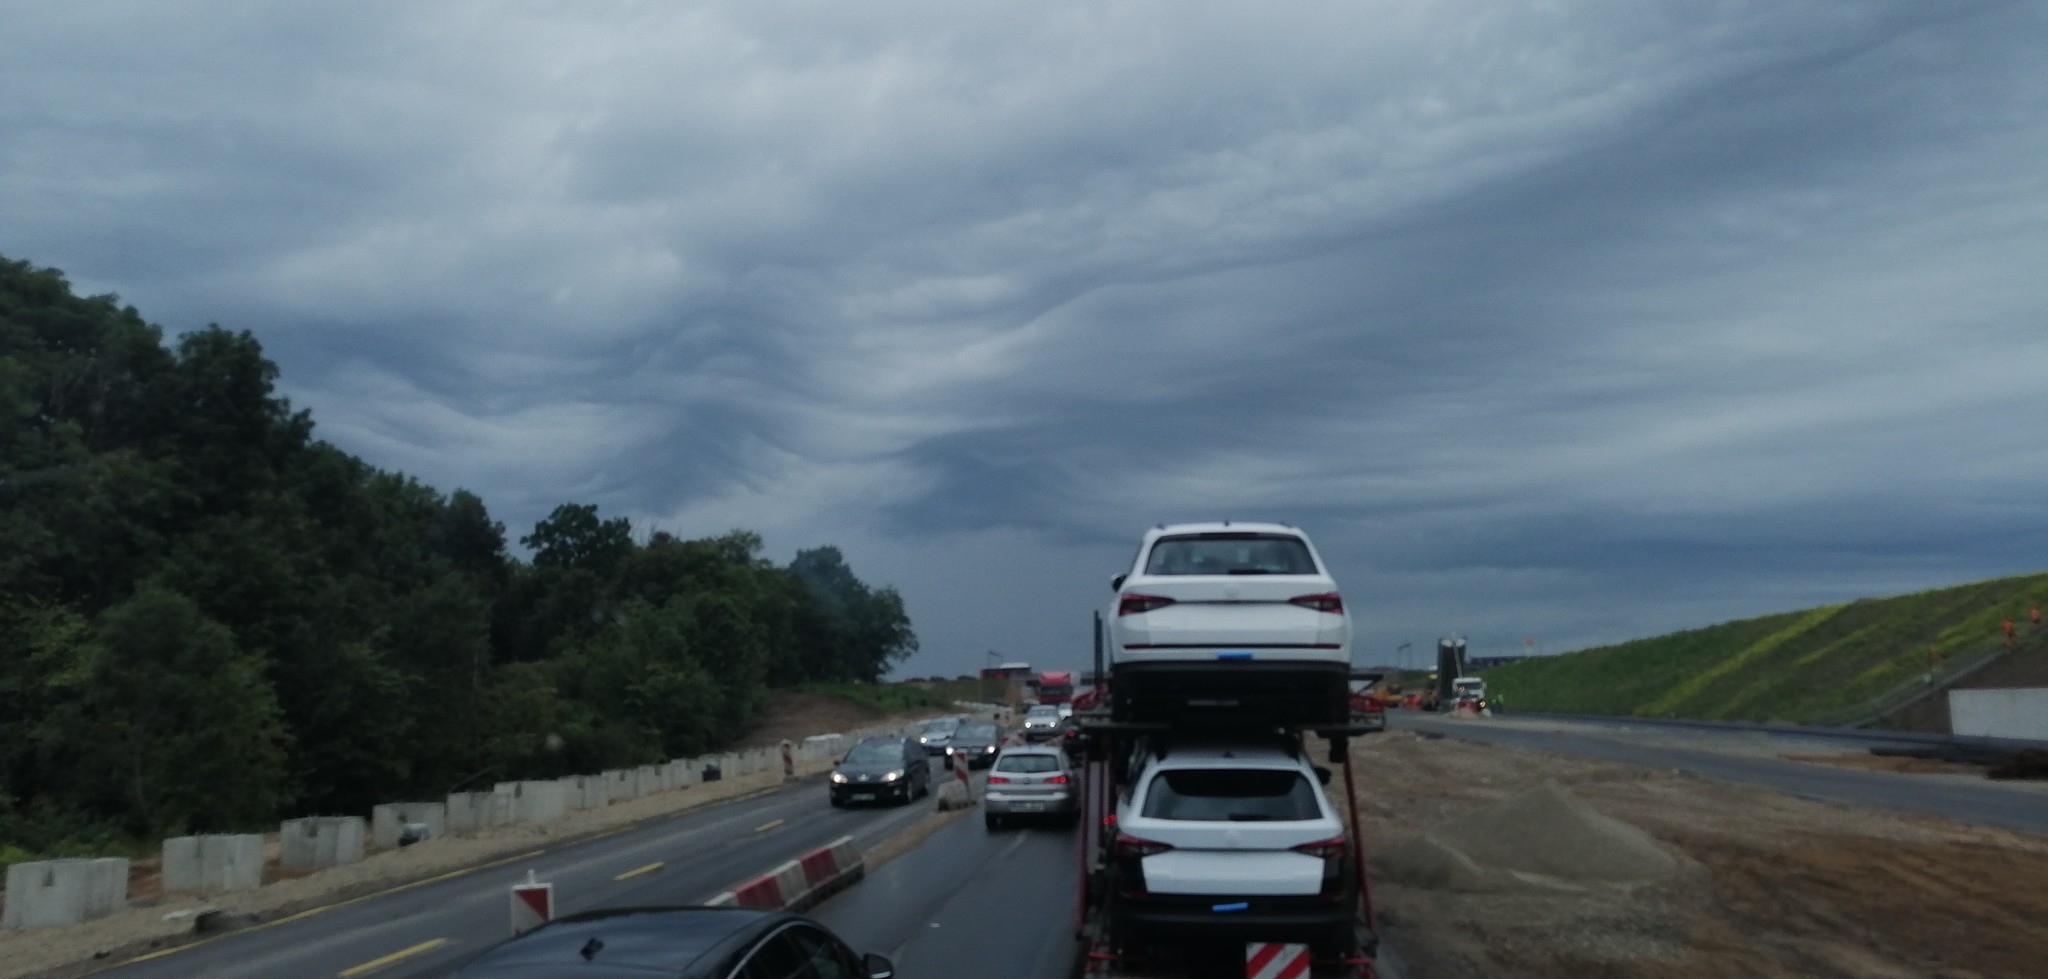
(441, 906), (894, 978)
(948, 721), (1005, 769)
(829, 737), (929, 806)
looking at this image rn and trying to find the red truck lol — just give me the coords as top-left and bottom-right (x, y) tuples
(1034, 670), (1075, 705)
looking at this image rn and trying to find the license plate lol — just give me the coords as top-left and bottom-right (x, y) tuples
(1012, 802), (1044, 812)
(851, 793), (875, 802)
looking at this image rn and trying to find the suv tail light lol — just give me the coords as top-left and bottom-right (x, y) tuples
(987, 775), (1011, 784)
(1114, 833), (1175, 859)
(1118, 593), (1175, 616)
(1289, 592), (1344, 614)
(1292, 836), (1350, 896)
(1045, 774), (1069, 784)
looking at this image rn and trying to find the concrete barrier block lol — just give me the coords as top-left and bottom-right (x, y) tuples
(161, 835), (263, 894)
(161, 836), (201, 894)
(3, 858), (128, 928)
(635, 764), (662, 793)
(280, 817), (365, 872)
(605, 769), (640, 801)
(499, 781), (567, 825)
(371, 803), (447, 849)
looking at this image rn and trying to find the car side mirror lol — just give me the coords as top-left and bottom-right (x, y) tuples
(864, 952), (896, 978)
(1111, 573), (1126, 591)
(1313, 765), (1332, 787)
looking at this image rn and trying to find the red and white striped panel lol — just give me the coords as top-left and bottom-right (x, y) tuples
(1246, 942), (1310, 979)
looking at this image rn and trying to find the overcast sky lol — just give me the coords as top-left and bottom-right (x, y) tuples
(6, 1), (2046, 677)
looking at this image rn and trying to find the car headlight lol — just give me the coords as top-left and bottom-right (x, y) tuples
(830, 772), (849, 784)
(882, 769), (905, 781)
(983, 745), (996, 753)
(918, 736), (930, 743)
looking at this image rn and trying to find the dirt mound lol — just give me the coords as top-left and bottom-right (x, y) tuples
(733, 692), (891, 749)
(1375, 780), (1686, 893)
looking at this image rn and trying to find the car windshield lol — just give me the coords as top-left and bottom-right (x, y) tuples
(1141, 769), (1321, 821)
(1027, 707), (1059, 719)
(996, 753), (1062, 773)
(1143, 533), (1316, 576)
(922, 719), (960, 734)
(956, 723), (997, 740)
(842, 741), (901, 765)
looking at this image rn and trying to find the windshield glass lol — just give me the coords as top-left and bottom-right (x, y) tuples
(1141, 769), (1321, 821)
(956, 723), (997, 740)
(842, 741), (901, 765)
(1144, 533), (1317, 576)
(995, 753), (1062, 773)
(922, 718), (960, 734)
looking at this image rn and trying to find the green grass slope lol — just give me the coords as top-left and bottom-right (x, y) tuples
(1485, 571), (2048, 723)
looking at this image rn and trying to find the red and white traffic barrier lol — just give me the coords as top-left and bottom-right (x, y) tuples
(1245, 942), (1309, 979)
(510, 870), (553, 936)
(706, 835), (864, 912)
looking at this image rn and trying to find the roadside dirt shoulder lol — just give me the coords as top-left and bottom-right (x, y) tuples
(1345, 730), (2048, 979)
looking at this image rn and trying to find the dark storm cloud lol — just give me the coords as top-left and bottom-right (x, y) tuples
(4, 1), (2046, 675)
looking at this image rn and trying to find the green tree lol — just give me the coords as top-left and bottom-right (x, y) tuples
(40, 586), (289, 836)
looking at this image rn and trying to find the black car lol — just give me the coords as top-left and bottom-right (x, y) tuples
(948, 721), (1005, 769)
(829, 737), (929, 806)
(441, 906), (894, 979)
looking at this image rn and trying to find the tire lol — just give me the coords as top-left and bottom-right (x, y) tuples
(985, 814), (1003, 831)
(829, 796), (844, 808)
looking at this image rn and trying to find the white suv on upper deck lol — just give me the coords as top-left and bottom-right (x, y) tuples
(1106, 522), (1353, 724)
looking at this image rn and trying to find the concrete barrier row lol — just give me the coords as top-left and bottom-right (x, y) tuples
(3, 717), (926, 928)
(705, 835), (865, 912)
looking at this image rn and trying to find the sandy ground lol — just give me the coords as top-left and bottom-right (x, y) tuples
(736, 692), (949, 750)
(2, 702), (955, 979)
(1344, 731), (2048, 979)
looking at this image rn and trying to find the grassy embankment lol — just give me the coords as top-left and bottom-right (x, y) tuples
(1483, 571), (2048, 723)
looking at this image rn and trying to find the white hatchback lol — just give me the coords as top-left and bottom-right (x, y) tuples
(1108, 739), (1356, 953)
(1107, 522), (1353, 724)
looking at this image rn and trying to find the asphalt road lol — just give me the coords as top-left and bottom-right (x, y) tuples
(1392, 712), (2048, 834)
(89, 764), (943, 979)
(812, 802), (1082, 979)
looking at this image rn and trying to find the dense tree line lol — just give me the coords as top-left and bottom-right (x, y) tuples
(0, 257), (916, 850)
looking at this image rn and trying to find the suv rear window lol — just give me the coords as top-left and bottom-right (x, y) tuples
(996, 753), (1062, 773)
(1143, 533), (1316, 576)
(1140, 769), (1320, 821)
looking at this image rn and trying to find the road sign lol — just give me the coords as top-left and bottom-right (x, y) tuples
(1245, 942), (1309, 979)
(511, 870), (553, 936)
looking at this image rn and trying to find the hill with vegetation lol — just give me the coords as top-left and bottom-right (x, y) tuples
(1483, 572), (2048, 723)
(0, 255), (917, 859)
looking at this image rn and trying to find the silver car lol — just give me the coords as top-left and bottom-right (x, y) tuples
(984, 745), (1078, 829)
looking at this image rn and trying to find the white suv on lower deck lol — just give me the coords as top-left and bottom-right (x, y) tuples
(1108, 738), (1358, 956)
(1107, 522), (1353, 724)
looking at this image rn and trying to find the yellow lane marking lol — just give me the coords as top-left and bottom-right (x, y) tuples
(614, 860), (665, 881)
(754, 818), (785, 832)
(93, 850), (544, 971)
(337, 938), (450, 977)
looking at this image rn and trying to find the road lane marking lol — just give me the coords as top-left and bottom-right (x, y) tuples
(337, 938), (450, 977)
(93, 850), (543, 971)
(614, 860), (665, 881)
(754, 818), (784, 832)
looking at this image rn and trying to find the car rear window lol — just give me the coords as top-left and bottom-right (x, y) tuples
(1143, 533), (1317, 576)
(1140, 769), (1320, 821)
(996, 753), (1062, 774)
